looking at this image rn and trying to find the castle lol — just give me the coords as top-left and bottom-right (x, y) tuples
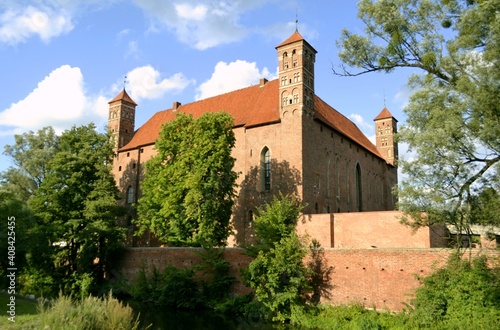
(108, 30), (399, 246)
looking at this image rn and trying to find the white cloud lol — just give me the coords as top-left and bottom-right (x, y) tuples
(350, 113), (373, 131)
(123, 66), (195, 102)
(174, 3), (208, 21)
(0, 5), (73, 44)
(195, 60), (275, 100)
(0, 65), (107, 133)
(0, 64), (195, 136)
(132, 0), (272, 50)
(0, 0), (122, 45)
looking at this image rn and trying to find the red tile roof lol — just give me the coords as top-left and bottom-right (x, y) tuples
(109, 88), (137, 106)
(315, 96), (381, 157)
(374, 107), (396, 121)
(275, 31), (317, 53)
(119, 79), (381, 159)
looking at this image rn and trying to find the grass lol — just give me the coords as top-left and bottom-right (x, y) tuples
(0, 292), (40, 328)
(0, 291), (142, 330)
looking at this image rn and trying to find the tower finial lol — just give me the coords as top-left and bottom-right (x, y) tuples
(123, 75), (128, 90)
(295, 9), (298, 32)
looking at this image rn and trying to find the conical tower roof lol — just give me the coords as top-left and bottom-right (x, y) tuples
(109, 88), (137, 106)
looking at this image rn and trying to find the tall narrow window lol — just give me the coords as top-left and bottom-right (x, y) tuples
(126, 186), (134, 205)
(260, 147), (271, 191)
(356, 164), (362, 212)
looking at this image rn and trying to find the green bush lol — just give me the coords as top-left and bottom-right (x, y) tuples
(38, 292), (140, 330)
(131, 263), (200, 309)
(18, 267), (56, 297)
(196, 248), (235, 307)
(245, 233), (312, 323)
(409, 254), (500, 329)
(158, 265), (200, 309)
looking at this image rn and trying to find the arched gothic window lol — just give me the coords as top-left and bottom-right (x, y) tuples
(260, 147), (271, 191)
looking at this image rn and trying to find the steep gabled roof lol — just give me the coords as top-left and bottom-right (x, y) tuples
(315, 96), (381, 157)
(374, 107), (397, 121)
(118, 79), (381, 160)
(120, 80), (280, 151)
(109, 88), (137, 106)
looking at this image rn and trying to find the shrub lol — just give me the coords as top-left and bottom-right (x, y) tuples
(409, 254), (500, 329)
(245, 233), (312, 323)
(38, 292), (140, 330)
(196, 248), (235, 307)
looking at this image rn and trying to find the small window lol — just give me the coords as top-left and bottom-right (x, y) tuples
(127, 152), (130, 157)
(118, 166), (122, 171)
(132, 163), (136, 169)
(140, 148), (144, 153)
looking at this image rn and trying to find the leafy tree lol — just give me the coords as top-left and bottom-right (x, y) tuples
(136, 111), (237, 247)
(251, 192), (303, 252)
(246, 232), (311, 323)
(409, 254), (500, 328)
(0, 189), (34, 289)
(335, 0), (500, 239)
(1, 126), (59, 200)
(244, 194), (315, 323)
(29, 124), (125, 295)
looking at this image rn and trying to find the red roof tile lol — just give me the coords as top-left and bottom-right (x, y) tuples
(315, 96), (382, 157)
(109, 88), (137, 106)
(120, 80), (280, 151)
(119, 79), (381, 160)
(374, 107), (397, 121)
(275, 31), (317, 53)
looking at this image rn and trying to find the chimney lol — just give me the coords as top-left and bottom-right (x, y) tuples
(173, 101), (181, 111)
(259, 78), (268, 87)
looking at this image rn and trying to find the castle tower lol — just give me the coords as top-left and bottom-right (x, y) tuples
(275, 29), (317, 117)
(374, 107), (398, 166)
(108, 88), (137, 153)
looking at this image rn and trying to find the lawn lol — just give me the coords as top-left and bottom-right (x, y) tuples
(0, 292), (40, 329)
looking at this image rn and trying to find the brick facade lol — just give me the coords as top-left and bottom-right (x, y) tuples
(115, 247), (500, 311)
(109, 31), (399, 246)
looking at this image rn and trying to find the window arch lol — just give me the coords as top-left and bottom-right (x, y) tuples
(356, 163), (362, 212)
(260, 147), (271, 191)
(126, 186), (134, 205)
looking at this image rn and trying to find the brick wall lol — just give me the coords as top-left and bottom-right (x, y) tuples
(115, 247), (500, 311)
(296, 211), (449, 249)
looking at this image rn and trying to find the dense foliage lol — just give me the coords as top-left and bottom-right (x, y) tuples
(244, 194), (332, 324)
(130, 248), (235, 311)
(409, 254), (500, 328)
(336, 0), (500, 242)
(136, 111), (238, 247)
(1, 124), (125, 297)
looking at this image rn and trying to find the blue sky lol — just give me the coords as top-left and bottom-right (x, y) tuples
(0, 0), (415, 173)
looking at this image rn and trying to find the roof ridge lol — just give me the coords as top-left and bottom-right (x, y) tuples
(168, 78), (278, 111)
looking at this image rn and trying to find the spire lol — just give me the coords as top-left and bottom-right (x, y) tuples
(295, 9), (299, 32)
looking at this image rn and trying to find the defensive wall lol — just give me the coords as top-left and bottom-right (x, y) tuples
(115, 247), (500, 311)
(115, 211), (499, 310)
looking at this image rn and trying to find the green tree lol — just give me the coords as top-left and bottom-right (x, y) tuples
(335, 0), (500, 240)
(1, 126), (59, 200)
(244, 194), (314, 323)
(0, 189), (34, 289)
(136, 111), (237, 247)
(409, 254), (500, 328)
(29, 124), (125, 296)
